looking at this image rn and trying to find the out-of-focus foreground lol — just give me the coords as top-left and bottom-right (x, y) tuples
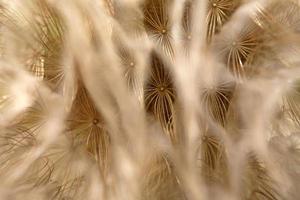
(0, 0), (299, 199)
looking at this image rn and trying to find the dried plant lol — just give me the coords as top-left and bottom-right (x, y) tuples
(0, 0), (299, 200)
(144, 52), (176, 141)
(206, 0), (240, 42)
(67, 81), (111, 177)
(143, 0), (174, 57)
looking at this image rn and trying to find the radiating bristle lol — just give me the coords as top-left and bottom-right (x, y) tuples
(201, 79), (235, 126)
(67, 81), (111, 177)
(143, 0), (174, 57)
(141, 154), (185, 200)
(144, 52), (177, 141)
(0, 0), (300, 199)
(213, 19), (262, 79)
(0, 1), (64, 90)
(206, 0), (240, 43)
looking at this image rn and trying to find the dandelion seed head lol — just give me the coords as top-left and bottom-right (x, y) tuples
(0, 0), (299, 199)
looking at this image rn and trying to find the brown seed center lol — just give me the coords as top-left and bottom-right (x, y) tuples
(232, 41), (238, 47)
(93, 118), (99, 125)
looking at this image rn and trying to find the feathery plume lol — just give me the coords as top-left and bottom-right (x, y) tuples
(214, 20), (262, 79)
(144, 52), (176, 141)
(67, 82), (111, 177)
(0, 0), (299, 199)
(206, 0), (240, 42)
(143, 0), (174, 57)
